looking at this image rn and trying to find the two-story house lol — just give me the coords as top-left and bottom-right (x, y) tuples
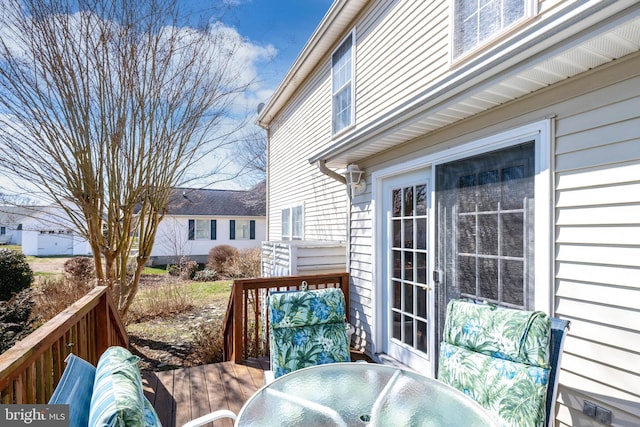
(258, 1), (640, 425)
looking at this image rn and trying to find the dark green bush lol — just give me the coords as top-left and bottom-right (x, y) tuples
(0, 249), (33, 301)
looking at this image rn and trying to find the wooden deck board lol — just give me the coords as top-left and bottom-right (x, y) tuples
(142, 361), (264, 427)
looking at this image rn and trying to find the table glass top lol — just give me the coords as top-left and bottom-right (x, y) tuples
(237, 363), (499, 426)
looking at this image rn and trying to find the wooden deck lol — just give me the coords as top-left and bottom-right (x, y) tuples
(142, 352), (373, 427)
(142, 358), (269, 427)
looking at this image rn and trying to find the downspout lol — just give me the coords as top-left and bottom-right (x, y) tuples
(316, 159), (352, 291)
(316, 160), (347, 185)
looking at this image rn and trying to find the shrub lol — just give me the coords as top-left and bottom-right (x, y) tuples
(178, 258), (198, 280)
(192, 268), (217, 282)
(33, 276), (94, 322)
(191, 316), (225, 364)
(224, 248), (261, 278)
(0, 248), (33, 301)
(0, 288), (35, 353)
(126, 282), (194, 324)
(207, 245), (238, 276)
(64, 257), (95, 284)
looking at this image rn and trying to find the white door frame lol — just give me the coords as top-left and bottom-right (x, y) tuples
(371, 119), (552, 377)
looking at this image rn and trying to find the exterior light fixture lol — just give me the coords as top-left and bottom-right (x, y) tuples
(344, 164), (366, 196)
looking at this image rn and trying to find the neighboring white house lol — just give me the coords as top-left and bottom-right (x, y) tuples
(20, 205), (92, 256)
(148, 186), (266, 266)
(258, 1), (640, 426)
(0, 206), (43, 245)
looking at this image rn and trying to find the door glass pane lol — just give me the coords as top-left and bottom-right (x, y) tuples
(404, 187), (414, 216)
(392, 189), (402, 217)
(416, 218), (427, 250)
(404, 219), (413, 249)
(404, 283), (414, 315)
(417, 320), (428, 352)
(416, 185), (427, 215)
(393, 280), (402, 310)
(388, 180), (430, 358)
(393, 219), (401, 248)
(393, 311), (401, 340)
(436, 141), (535, 345)
(478, 214), (498, 255)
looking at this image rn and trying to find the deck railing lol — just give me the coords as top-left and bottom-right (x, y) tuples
(223, 272), (350, 363)
(0, 286), (128, 404)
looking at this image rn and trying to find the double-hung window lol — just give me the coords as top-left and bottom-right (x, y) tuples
(453, 0), (532, 59)
(332, 32), (354, 135)
(282, 205), (303, 240)
(230, 219), (256, 240)
(188, 219), (216, 240)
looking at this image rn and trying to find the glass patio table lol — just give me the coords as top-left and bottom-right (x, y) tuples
(236, 362), (499, 426)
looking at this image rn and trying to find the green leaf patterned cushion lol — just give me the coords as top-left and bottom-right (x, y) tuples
(439, 342), (549, 427)
(268, 288), (350, 378)
(442, 299), (551, 367)
(88, 346), (147, 427)
(269, 287), (347, 328)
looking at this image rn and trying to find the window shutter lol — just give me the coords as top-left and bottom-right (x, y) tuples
(210, 220), (217, 240)
(188, 219), (195, 240)
(250, 220), (256, 240)
(229, 220), (235, 240)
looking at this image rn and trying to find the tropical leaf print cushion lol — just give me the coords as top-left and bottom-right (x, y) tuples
(438, 299), (552, 427)
(268, 288), (350, 378)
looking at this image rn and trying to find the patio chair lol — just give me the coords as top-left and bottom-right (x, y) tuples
(265, 285), (351, 382)
(49, 347), (237, 427)
(437, 299), (569, 427)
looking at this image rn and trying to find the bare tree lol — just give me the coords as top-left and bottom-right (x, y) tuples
(0, 0), (255, 316)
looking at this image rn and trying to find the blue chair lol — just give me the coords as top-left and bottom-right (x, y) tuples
(545, 317), (570, 427)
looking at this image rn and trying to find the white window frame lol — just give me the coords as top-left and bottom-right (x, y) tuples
(451, 0), (535, 61)
(194, 219), (210, 240)
(331, 31), (355, 136)
(235, 219), (251, 240)
(282, 204), (304, 241)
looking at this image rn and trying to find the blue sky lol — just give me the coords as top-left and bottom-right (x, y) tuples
(183, 0), (334, 91)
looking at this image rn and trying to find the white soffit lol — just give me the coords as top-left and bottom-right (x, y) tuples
(319, 13), (640, 168)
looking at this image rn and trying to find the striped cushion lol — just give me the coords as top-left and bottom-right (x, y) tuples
(88, 346), (146, 427)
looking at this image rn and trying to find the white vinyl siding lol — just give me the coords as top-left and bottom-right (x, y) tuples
(267, 61), (347, 242)
(552, 73), (640, 426)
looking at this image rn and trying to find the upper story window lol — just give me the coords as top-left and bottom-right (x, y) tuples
(453, 0), (532, 59)
(332, 32), (354, 135)
(282, 205), (303, 240)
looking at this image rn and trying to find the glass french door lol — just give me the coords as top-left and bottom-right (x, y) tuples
(434, 141), (536, 346)
(382, 168), (433, 371)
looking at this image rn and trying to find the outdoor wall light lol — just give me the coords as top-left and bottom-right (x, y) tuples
(344, 164), (366, 196)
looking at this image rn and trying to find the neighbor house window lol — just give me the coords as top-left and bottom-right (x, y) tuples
(282, 205), (303, 240)
(188, 219), (216, 240)
(332, 32), (354, 134)
(230, 220), (256, 240)
(0, 227), (5, 235)
(453, 0), (532, 59)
